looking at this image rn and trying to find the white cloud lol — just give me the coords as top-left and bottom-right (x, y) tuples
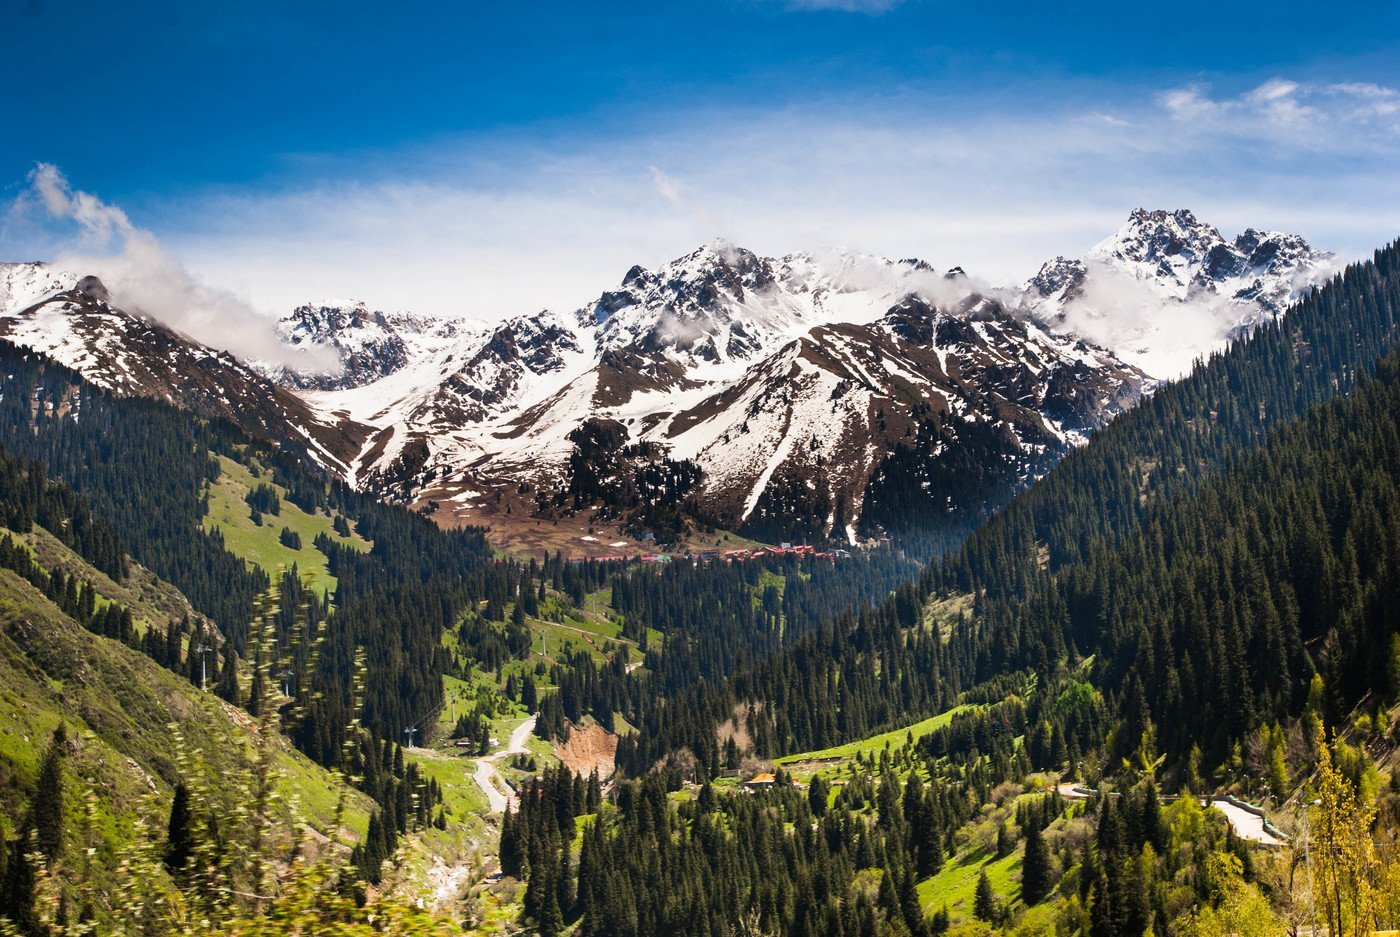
(1052, 261), (1258, 378)
(8, 78), (1398, 331)
(14, 164), (334, 370)
(1159, 78), (1400, 141)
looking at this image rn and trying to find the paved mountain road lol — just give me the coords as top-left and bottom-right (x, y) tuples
(1056, 783), (1286, 846)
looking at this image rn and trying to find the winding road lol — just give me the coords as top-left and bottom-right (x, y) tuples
(1211, 798), (1289, 846)
(1055, 783), (1286, 846)
(473, 714), (538, 813)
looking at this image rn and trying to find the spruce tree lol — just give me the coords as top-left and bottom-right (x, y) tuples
(361, 811), (385, 884)
(1021, 819), (1050, 905)
(973, 869), (997, 923)
(33, 725), (65, 863)
(216, 645), (240, 704)
(165, 782), (194, 875)
(808, 774), (830, 817)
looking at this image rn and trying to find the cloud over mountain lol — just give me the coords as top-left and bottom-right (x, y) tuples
(14, 164), (334, 371)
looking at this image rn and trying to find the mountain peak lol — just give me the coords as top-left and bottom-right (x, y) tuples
(1026, 209), (1334, 377)
(76, 275), (111, 303)
(1091, 208), (1225, 267)
(1127, 207), (1201, 227)
(674, 238), (765, 276)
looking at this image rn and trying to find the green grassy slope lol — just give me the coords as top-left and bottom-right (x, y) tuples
(775, 704), (975, 767)
(202, 454), (370, 596)
(916, 847), (1022, 922)
(0, 536), (370, 908)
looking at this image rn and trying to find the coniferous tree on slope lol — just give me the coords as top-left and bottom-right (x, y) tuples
(33, 726), (65, 864)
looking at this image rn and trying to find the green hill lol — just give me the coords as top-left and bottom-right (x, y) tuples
(201, 453), (370, 597)
(0, 525), (370, 921)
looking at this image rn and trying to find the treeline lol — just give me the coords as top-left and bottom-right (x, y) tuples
(944, 345), (1400, 774)
(0, 444), (127, 579)
(0, 347), (268, 646)
(616, 576), (967, 774)
(915, 244), (1400, 776)
(0, 439), (228, 694)
(941, 245), (1400, 607)
(0, 341), (526, 752)
(0, 531), (219, 687)
(859, 406), (1068, 558)
(346, 735), (446, 884)
(544, 418), (710, 544)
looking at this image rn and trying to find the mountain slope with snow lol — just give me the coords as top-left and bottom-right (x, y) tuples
(0, 265), (369, 474)
(288, 240), (1148, 548)
(0, 209), (1337, 553)
(1024, 208), (1335, 376)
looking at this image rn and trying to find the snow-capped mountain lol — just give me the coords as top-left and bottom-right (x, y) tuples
(0, 209), (1338, 552)
(273, 301), (470, 391)
(279, 240), (1146, 547)
(0, 263), (370, 474)
(1025, 209), (1335, 376)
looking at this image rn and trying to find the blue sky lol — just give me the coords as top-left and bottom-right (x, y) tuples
(3, 0), (1399, 323)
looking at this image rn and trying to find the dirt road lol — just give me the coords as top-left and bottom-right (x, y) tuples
(473, 714), (538, 813)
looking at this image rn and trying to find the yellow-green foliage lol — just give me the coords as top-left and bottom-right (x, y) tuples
(1177, 853), (1284, 937)
(775, 705), (975, 766)
(202, 455), (369, 596)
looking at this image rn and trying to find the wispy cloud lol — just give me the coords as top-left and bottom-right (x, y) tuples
(12, 164), (333, 369)
(1158, 78), (1400, 143)
(7, 78), (1398, 327)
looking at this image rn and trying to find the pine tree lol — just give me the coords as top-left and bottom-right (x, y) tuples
(500, 807), (522, 878)
(361, 811), (385, 884)
(536, 869), (563, 937)
(1021, 819), (1050, 905)
(33, 725), (65, 863)
(808, 774), (830, 817)
(973, 869), (997, 922)
(216, 644), (240, 704)
(165, 782), (194, 875)
(586, 770), (602, 814)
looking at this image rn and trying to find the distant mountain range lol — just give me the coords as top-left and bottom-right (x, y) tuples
(0, 209), (1336, 551)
